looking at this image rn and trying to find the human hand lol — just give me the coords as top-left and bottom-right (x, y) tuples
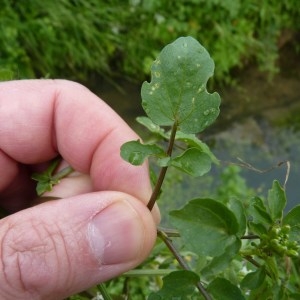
(0, 80), (158, 299)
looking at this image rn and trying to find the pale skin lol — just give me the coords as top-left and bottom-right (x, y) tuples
(0, 80), (159, 299)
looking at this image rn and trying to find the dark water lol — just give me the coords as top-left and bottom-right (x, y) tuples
(92, 44), (300, 213)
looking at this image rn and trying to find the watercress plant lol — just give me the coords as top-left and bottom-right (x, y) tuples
(31, 36), (300, 299)
(120, 36), (300, 299)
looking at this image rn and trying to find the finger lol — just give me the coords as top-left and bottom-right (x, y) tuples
(39, 165), (160, 224)
(0, 79), (152, 203)
(0, 192), (157, 299)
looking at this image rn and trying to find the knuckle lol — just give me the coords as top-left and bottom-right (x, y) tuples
(0, 216), (70, 298)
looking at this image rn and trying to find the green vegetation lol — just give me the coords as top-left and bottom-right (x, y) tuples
(2, 1), (300, 297)
(1, 0), (300, 83)
(117, 36), (300, 299)
(32, 36), (300, 299)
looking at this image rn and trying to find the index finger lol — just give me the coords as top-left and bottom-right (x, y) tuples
(0, 79), (152, 202)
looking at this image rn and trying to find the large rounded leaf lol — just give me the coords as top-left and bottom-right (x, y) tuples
(170, 198), (239, 256)
(141, 36), (221, 133)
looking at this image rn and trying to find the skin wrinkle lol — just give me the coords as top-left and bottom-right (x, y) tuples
(90, 126), (125, 191)
(0, 221), (38, 299)
(0, 217), (61, 297)
(89, 125), (118, 177)
(42, 221), (75, 297)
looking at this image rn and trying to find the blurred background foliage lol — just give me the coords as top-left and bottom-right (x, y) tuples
(1, 0), (300, 84)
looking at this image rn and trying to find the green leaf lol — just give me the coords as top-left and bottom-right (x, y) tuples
(265, 256), (279, 282)
(136, 116), (167, 139)
(170, 198), (239, 256)
(120, 140), (165, 165)
(170, 148), (212, 177)
(148, 270), (199, 300)
(202, 239), (241, 278)
(249, 197), (272, 223)
(227, 198), (247, 237)
(31, 157), (60, 182)
(248, 222), (268, 236)
(35, 180), (56, 196)
(141, 36), (221, 133)
(241, 267), (266, 290)
(247, 280), (273, 299)
(247, 197), (272, 230)
(267, 180), (286, 222)
(207, 278), (245, 300)
(175, 131), (219, 164)
(283, 205), (300, 242)
(31, 157), (61, 196)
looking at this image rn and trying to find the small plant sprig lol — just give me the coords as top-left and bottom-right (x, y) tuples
(30, 37), (300, 299)
(32, 157), (74, 196)
(120, 37), (300, 299)
(121, 36), (221, 209)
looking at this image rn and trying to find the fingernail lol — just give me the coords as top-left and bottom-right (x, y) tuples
(88, 201), (144, 265)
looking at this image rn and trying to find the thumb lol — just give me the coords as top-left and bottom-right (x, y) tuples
(0, 192), (157, 300)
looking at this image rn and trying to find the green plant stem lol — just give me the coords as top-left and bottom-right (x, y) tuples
(243, 255), (271, 277)
(158, 229), (212, 300)
(97, 283), (113, 300)
(241, 235), (260, 240)
(243, 255), (262, 269)
(157, 226), (180, 237)
(147, 121), (178, 211)
(51, 166), (74, 182)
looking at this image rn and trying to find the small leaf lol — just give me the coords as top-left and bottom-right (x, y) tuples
(35, 180), (55, 196)
(247, 197), (273, 229)
(241, 267), (266, 290)
(175, 131), (219, 164)
(202, 239), (241, 278)
(141, 36), (221, 133)
(248, 222), (268, 236)
(31, 157), (60, 182)
(148, 270), (199, 300)
(267, 180), (286, 222)
(227, 198), (247, 237)
(265, 256), (279, 282)
(207, 278), (245, 300)
(136, 116), (167, 139)
(283, 205), (300, 242)
(247, 280), (273, 299)
(170, 148), (211, 177)
(120, 140), (165, 165)
(31, 157), (61, 196)
(170, 198), (239, 256)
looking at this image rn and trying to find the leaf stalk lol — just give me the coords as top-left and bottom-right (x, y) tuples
(97, 283), (113, 300)
(158, 229), (212, 300)
(147, 121), (178, 210)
